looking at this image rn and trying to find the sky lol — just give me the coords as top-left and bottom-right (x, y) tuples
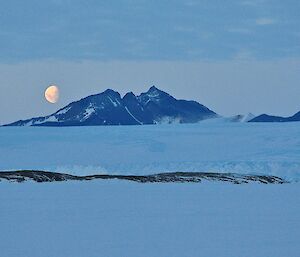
(0, 0), (299, 124)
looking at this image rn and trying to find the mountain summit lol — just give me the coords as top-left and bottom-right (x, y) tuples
(4, 86), (217, 126)
(249, 111), (300, 122)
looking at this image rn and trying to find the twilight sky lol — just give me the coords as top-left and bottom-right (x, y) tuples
(0, 0), (299, 124)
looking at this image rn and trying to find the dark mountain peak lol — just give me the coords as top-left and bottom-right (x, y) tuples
(82, 89), (121, 103)
(102, 88), (121, 97)
(138, 86), (172, 105)
(4, 86), (218, 127)
(123, 92), (136, 100)
(249, 111), (300, 122)
(148, 85), (159, 92)
(146, 85), (169, 96)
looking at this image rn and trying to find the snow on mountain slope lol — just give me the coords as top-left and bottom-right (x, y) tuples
(1, 122), (300, 181)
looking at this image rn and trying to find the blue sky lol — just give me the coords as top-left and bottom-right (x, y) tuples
(1, 0), (299, 61)
(0, 0), (299, 124)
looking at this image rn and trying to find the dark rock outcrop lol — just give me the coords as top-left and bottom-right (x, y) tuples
(0, 170), (287, 184)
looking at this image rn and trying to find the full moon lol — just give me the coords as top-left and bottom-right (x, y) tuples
(45, 85), (59, 103)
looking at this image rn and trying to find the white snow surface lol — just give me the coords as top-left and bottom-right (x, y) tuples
(1, 122), (300, 180)
(125, 106), (143, 124)
(0, 181), (299, 257)
(108, 96), (119, 107)
(81, 105), (96, 121)
(1, 122), (300, 257)
(43, 115), (58, 122)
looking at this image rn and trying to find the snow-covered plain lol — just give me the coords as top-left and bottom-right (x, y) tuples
(1, 121), (300, 180)
(1, 122), (300, 257)
(0, 181), (299, 257)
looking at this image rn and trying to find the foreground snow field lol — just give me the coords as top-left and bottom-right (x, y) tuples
(1, 123), (299, 257)
(0, 181), (299, 257)
(1, 121), (300, 180)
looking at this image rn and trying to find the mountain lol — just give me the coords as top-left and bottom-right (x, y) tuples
(4, 86), (217, 126)
(249, 111), (300, 122)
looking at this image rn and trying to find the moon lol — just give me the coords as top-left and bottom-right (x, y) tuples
(45, 85), (59, 104)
